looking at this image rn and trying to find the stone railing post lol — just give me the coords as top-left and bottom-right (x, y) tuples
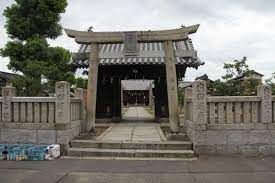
(192, 80), (207, 130)
(2, 86), (15, 122)
(185, 87), (193, 98)
(257, 85), (272, 123)
(184, 87), (193, 120)
(55, 81), (70, 125)
(74, 88), (87, 132)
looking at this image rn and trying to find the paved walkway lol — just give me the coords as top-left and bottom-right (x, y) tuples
(0, 156), (275, 182)
(99, 124), (163, 142)
(123, 107), (154, 120)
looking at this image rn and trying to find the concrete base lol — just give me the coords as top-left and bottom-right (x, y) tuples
(195, 144), (275, 156)
(166, 132), (189, 141)
(71, 140), (193, 150)
(193, 129), (275, 155)
(68, 148), (194, 158)
(0, 121), (82, 145)
(184, 121), (275, 155)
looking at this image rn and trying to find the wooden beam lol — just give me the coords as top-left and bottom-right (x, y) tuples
(65, 24), (199, 44)
(72, 50), (197, 60)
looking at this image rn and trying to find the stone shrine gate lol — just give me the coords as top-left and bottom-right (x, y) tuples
(0, 24), (274, 157)
(65, 25), (203, 132)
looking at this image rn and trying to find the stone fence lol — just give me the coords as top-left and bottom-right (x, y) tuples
(184, 80), (275, 155)
(0, 81), (86, 145)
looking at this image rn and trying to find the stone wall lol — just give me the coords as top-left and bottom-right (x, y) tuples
(0, 121), (81, 145)
(0, 82), (86, 146)
(184, 81), (275, 155)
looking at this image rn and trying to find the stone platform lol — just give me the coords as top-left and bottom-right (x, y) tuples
(122, 107), (154, 121)
(99, 124), (164, 142)
(67, 123), (194, 159)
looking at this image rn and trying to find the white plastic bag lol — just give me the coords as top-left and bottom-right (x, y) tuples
(45, 144), (60, 160)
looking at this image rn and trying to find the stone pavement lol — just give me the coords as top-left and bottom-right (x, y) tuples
(0, 156), (275, 182)
(99, 124), (163, 142)
(123, 107), (154, 120)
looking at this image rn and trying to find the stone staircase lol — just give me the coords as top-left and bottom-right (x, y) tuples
(67, 140), (195, 159)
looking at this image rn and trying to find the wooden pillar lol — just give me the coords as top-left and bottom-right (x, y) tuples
(149, 82), (153, 108)
(161, 78), (169, 118)
(96, 71), (104, 118)
(164, 40), (179, 132)
(112, 77), (121, 122)
(154, 79), (161, 122)
(121, 84), (124, 108)
(86, 43), (99, 132)
(154, 77), (169, 121)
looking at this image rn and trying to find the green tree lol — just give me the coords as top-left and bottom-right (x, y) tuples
(0, 0), (76, 96)
(222, 57), (250, 80)
(209, 57), (260, 96)
(75, 77), (88, 89)
(265, 72), (275, 95)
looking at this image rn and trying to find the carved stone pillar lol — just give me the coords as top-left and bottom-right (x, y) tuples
(86, 43), (99, 132)
(2, 86), (15, 122)
(55, 81), (70, 124)
(192, 80), (207, 126)
(164, 40), (179, 132)
(257, 85), (272, 123)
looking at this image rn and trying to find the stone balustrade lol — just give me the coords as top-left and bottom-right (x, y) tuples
(0, 81), (87, 145)
(0, 97), (83, 125)
(207, 96), (261, 124)
(184, 81), (275, 155)
(12, 97), (56, 124)
(183, 87), (193, 123)
(70, 98), (82, 122)
(272, 96), (275, 123)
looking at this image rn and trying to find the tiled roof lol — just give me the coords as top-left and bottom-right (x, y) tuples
(72, 34), (203, 68)
(0, 71), (18, 80)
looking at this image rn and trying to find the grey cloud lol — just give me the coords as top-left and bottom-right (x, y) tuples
(232, 0), (275, 13)
(0, 0), (275, 80)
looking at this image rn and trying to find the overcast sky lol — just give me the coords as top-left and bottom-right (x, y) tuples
(0, 0), (275, 81)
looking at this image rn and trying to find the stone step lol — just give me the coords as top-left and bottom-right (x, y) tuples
(70, 140), (193, 150)
(62, 156), (197, 161)
(165, 133), (189, 141)
(67, 148), (194, 159)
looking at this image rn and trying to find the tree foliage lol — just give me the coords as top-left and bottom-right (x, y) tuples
(208, 57), (260, 96)
(222, 57), (249, 80)
(0, 0), (76, 96)
(75, 77), (88, 89)
(3, 0), (67, 40)
(265, 72), (275, 95)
